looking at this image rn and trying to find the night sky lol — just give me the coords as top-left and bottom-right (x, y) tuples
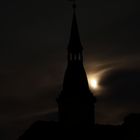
(0, 0), (140, 140)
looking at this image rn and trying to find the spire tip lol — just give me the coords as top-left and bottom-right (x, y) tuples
(68, 0), (77, 10)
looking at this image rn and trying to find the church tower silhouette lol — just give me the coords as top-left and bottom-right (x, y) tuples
(57, 2), (96, 126)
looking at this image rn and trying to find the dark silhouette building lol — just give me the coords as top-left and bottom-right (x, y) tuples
(18, 3), (140, 140)
(57, 3), (96, 126)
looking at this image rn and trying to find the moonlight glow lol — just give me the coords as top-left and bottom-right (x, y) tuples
(90, 79), (98, 89)
(87, 74), (99, 90)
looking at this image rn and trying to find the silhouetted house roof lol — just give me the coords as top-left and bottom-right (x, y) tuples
(123, 113), (140, 139)
(123, 113), (140, 126)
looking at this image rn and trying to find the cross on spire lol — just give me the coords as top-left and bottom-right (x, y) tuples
(68, 0), (77, 10)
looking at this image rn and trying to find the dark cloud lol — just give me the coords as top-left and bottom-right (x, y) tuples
(95, 69), (140, 124)
(100, 69), (140, 99)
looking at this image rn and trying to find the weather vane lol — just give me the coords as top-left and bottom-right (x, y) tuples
(68, 0), (77, 9)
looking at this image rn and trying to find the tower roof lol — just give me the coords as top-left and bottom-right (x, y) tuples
(68, 6), (83, 53)
(62, 2), (93, 96)
(63, 63), (91, 94)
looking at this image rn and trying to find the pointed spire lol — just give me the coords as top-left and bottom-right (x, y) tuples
(72, 0), (76, 10)
(68, 2), (83, 53)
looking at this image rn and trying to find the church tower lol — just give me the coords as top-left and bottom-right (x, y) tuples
(57, 2), (96, 126)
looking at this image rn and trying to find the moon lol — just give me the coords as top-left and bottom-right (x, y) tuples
(87, 73), (101, 91)
(87, 74), (99, 90)
(90, 79), (98, 89)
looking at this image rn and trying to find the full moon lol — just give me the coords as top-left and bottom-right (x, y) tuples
(87, 73), (101, 91)
(90, 79), (98, 89)
(87, 74), (99, 90)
